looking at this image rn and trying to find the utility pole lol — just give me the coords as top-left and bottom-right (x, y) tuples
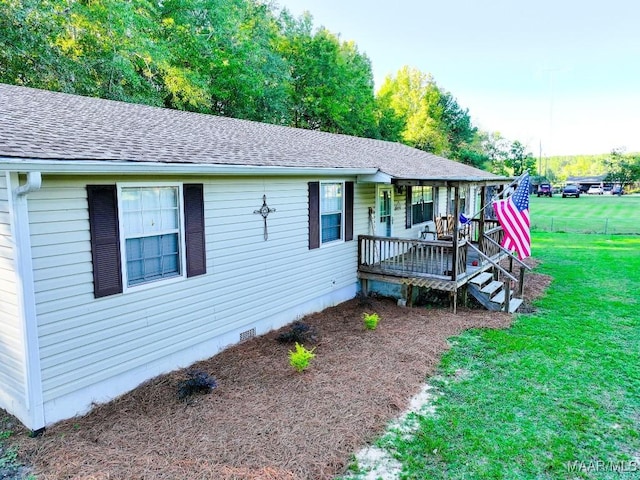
(538, 140), (542, 177)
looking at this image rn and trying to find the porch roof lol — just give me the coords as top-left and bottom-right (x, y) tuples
(1, 83), (503, 182)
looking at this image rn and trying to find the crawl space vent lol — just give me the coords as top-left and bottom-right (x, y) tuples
(239, 328), (256, 342)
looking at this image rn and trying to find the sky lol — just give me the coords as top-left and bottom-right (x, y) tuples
(276, 0), (640, 156)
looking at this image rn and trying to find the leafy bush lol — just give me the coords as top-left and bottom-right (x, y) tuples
(288, 342), (316, 373)
(277, 321), (317, 344)
(363, 312), (380, 330)
(177, 369), (217, 400)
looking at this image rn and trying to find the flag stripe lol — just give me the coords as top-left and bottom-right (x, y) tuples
(492, 173), (531, 259)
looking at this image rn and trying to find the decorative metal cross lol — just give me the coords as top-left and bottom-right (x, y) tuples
(253, 194), (276, 241)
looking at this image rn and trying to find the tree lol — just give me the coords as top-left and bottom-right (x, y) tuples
(505, 141), (536, 176)
(376, 66), (447, 153)
(159, 0), (292, 121)
(376, 66), (476, 158)
(480, 131), (510, 175)
(0, 0), (76, 91)
(277, 12), (379, 136)
(605, 148), (640, 188)
(437, 90), (476, 157)
(374, 98), (406, 143)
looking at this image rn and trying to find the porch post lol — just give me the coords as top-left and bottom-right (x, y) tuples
(478, 185), (486, 252)
(451, 184), (460, 314)
(451, 184), (460, 281)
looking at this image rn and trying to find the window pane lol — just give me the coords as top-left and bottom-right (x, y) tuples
(126, 233), (180, 286)
(123, 210), (142, 235)
(412, 186), (423, 204)
(379, 189), (391, 218)
(412, 203), (425, 224)
(424, 203), (433, 221)
(411, 186), (433, 225)
(321, 183), (343, 213)
(162, 234), (179, 274)
(126, 238), (145, 285)
(321, 213), (341, 243)
(161, 207), (179, 230)
(141, 208), (162, 233)
(122, 186), (179, 234)
(122, 188), (142, 212)
(159, 187), (177, 208)
(144, 254), (163, 280)
(141, 188), (159, 210)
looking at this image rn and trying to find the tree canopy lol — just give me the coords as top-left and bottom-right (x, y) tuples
(604, 149), (640, 188)
(0, 0), (531, 171)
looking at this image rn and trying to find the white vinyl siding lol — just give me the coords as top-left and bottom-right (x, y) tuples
(0, 173), (27, 413)
(29, 175), (369, 409)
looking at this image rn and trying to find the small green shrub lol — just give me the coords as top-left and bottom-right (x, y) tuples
(363, 312), (380, 330)
(288, 342), (316, 373)
(177, 369), (217, 400)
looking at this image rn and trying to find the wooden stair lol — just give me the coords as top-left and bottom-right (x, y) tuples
(467, 272), (523, 313)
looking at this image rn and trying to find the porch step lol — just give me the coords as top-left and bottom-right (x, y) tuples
(467, 278), (524, 313)
(469, 272), (492, 287)
(481, 280), (503, 296)
(490, 289), (509, 304)
(505, 298), (524, 313)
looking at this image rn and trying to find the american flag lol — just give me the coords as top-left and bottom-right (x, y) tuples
(493, 173), (531, 259)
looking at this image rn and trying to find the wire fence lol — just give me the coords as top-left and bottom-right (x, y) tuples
(531, 216), (639, 235)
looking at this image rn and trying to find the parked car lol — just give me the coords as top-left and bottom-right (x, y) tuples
(612, 185), (624, 195)
(562, 184), (581, 198)
(537, 183), (552, 197)
(587, 185), (603, 195)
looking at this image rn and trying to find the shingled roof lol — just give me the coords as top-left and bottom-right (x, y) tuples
(0, 83), (501, 181)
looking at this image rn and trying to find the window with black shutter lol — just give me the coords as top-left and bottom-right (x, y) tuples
(309, 181), (354, 249)
(87, 182), (206, 298)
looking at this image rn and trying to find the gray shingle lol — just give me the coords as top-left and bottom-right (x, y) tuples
(0, 83), (501, 180)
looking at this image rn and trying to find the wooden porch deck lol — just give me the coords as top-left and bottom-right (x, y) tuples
(357, 235), (497, 292)
(356, 223), (526, 312)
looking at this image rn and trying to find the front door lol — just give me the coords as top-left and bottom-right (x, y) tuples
(377, 185), (392, 237)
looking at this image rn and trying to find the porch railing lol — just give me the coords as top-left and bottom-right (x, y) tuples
(480, 225), (504, 257)
(358, 235), (468, 280)
(466, 218), (500, 243)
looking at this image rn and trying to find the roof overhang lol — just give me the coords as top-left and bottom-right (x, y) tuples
(0, 157), (379, 177)
(394, 177), (512, 187)
(356, 171), (393, 184)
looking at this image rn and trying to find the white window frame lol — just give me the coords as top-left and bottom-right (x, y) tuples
(117, 182), (187, 292)
(320, 181), (345, 246)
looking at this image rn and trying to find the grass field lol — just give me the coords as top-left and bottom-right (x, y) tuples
(530, 194), (639, 234)
(343, 232), (640, 479)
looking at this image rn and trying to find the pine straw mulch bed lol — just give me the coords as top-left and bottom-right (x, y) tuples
(12, 261), (551, 480)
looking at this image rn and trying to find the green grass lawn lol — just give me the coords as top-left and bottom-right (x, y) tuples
(530, 194), (640, 234)
(342, 232), (640, 479)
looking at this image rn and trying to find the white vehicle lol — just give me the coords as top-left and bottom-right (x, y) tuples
(587, 185), (603, 195)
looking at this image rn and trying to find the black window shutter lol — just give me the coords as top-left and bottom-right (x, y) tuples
(308, 182), (320, 249)
(87, 185), (122, 298)
(183, 184), (206, 277)
(345, 181), (354, 242)
(405, 186), (412, 229)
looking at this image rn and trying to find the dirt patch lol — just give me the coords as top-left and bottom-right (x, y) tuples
(11, 268), (551, 480)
